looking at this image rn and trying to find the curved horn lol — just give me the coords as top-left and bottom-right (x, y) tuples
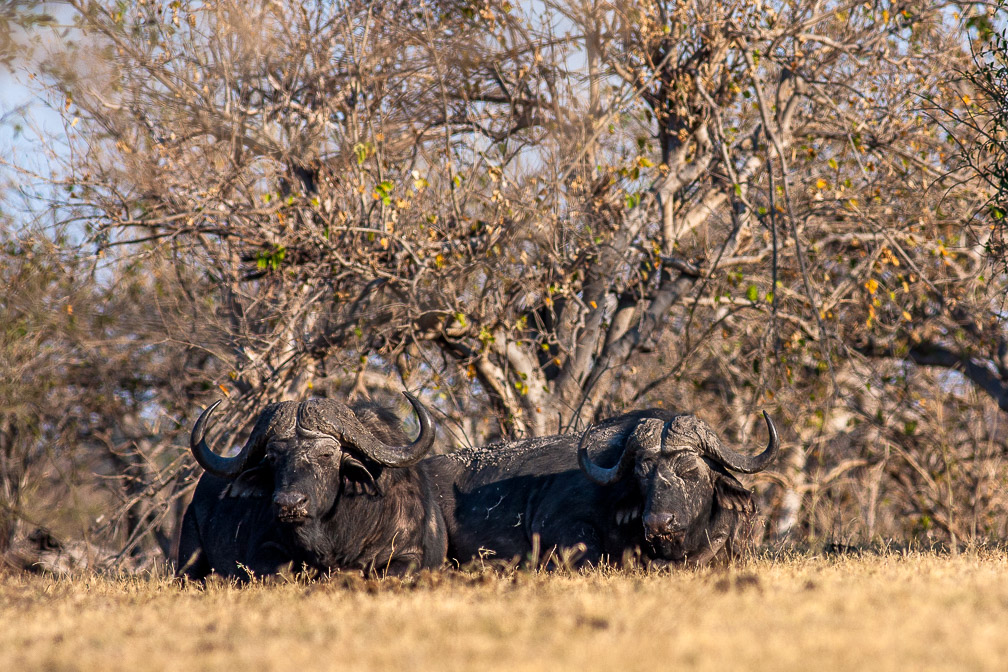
(703, 411), (779, 474)
(348, 392), (436, 468)
(578, 424), (635, 485)
(189, 400), (276, 479)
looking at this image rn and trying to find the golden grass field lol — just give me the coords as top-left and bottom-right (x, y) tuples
(2, 550), (1008, 672)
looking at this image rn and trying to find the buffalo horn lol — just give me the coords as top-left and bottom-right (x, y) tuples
(578, 424), (634, 485)
(190, 400), (274, 479)
(317, 392), (435, 468)
(703, 411), (779, 474)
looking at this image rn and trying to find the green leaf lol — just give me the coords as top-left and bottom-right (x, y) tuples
(354, 142), (372, 166)
(255, 245), (286, 272)
(375, 180), (395, 206)
(746, 284), (759, 302)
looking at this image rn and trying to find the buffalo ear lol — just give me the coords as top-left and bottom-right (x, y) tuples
(714, 476), (755, 513)
(226, 464), (272, 498)
(341, 454), (382, 497)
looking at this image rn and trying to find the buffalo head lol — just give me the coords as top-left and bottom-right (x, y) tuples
(578, 412), (778, 562)
(189, 392), (435, 526)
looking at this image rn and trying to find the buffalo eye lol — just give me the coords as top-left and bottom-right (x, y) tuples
(637, 457), (656, 472)
(316, 446), (338, 460)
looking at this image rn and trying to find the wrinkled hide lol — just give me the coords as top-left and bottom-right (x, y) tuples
(424, 435), (636, 569)
(423, 410), (674, 568)
(177, 395), (446, 581)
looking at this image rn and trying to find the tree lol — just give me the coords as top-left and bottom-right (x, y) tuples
(11, 0), (1008, 551)
(0, 228), (223, 561)
(952, 0), (1008, 269)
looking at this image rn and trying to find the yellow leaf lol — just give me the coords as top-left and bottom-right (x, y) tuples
(589, 301), (597, 309)
(815, 178), (828, 190)
(217, 384), (231, 397)
(865, 278), (878, 295)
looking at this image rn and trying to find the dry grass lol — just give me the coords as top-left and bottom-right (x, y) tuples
(2, 550), (1008, 671)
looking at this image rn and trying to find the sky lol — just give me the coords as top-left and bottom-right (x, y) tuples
(1, 4), (74, 232)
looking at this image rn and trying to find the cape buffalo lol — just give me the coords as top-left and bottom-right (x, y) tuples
(577, 410), (779, 566)
(424, 409), (777, 568)
(176, 393), (447, 580)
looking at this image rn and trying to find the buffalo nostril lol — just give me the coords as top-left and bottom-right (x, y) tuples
(644, 512), (675, 536)
(273, 492), (309, 518)
(274, 492), (308, 507)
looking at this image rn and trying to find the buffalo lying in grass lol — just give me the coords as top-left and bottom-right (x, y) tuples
(177, 393), (447, 580)
(577, 411), (778, 566)
(425, 410), (778, 568)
